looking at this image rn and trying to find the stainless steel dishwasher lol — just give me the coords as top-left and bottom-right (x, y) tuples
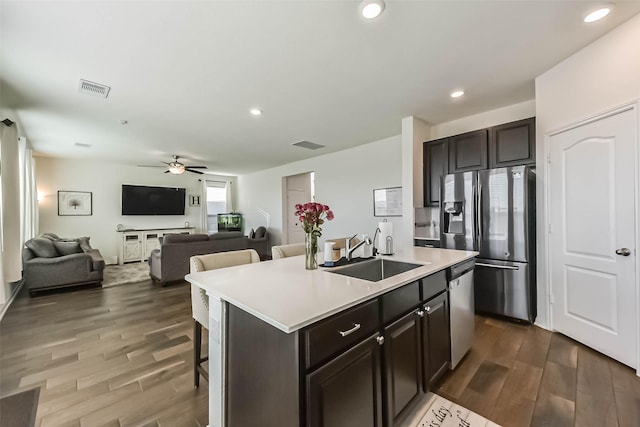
(448, 259), (475, 369)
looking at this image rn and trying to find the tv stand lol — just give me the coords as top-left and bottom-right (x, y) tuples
(117, 227), (195, 265)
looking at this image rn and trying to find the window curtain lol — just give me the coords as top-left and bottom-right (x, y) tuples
(18, 137), (38, 244)
(0, 121), (22, 304)
(225, 181), (233, 212)
(200, 179), (209, 233)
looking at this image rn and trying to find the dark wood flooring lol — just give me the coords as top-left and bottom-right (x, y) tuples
(434, 316), (640, 427)
(0, 280), (208, 427)
(1, 281), (639, 426)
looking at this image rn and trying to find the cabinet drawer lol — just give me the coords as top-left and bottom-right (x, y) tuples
(305, 299), (379, 369)
(381, 281), (421, 324)
(421, 271), (447, 302)
(414, 239), (441, 248)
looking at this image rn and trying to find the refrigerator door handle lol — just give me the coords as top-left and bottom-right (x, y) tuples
(476, 179), (482, 250)
(476, 262), (520, 271)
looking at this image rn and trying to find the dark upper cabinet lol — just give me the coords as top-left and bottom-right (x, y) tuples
(448, 129), (488, 173)
(383, 309), (424, 426)
(423, 138), (449, 206)
(423, 118), (536, 207)
(489, 117), (536, 168)
(306, 334), (384, 427)
(421, 291), (450, 390)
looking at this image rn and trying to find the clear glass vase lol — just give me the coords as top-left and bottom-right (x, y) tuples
(304, 232), (318, 270)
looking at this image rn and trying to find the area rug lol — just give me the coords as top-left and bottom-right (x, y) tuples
(102, 262), (151, 287)
(0, 387), (40, 427)
(413, 393), (501, 427)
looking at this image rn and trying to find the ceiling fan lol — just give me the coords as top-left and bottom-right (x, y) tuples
(138, 155), (208, 175)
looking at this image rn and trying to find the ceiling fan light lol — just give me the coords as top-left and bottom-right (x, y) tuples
(168, 163), (185, 174)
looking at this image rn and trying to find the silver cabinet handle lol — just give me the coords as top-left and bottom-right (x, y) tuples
(339, 323), (361, 337)
(616, 248), (631, 256)
(376, 336), (385, 346)
(476, 262), (519, 270)
(425, 306), (431, 313)
(416, 310), (425, 318)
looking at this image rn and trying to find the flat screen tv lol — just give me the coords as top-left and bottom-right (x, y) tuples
(122, 185), (186, 215)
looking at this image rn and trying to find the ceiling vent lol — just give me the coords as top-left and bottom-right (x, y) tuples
(292, 140), (325, 150)
(78, 79), (111, 98)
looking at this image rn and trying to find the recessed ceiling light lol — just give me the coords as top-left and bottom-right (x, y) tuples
(450, 90), (465, 98)
(360, 0), (385, 19)
(584, 6), (611, 23)
(250, 108), (263, 116)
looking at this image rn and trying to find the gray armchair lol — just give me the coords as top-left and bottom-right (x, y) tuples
(248, 226), (270, 260)
(22, 234), (105, 295)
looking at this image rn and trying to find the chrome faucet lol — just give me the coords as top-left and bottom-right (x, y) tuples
(345, 234), (372, 260)
(372, 227), (381, 256)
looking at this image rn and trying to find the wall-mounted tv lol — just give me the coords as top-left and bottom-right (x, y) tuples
(122, 184), (186, 215)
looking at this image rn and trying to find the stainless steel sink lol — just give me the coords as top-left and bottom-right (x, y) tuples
(328, 258), (423, 282)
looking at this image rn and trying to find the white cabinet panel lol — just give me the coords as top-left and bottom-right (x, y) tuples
(118, 228), (194, 264)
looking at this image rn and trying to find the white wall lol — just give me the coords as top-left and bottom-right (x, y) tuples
(237, 135), (405, 248)
(402, 117), (431, 209)
(36, 157), (236, 263)
(534, 13), (640, 330)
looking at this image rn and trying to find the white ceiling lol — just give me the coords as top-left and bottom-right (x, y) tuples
(2, 1), (639, 175)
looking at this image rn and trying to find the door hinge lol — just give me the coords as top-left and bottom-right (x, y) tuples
(549, 293), (554, 305)
(547, 153), (551, 164)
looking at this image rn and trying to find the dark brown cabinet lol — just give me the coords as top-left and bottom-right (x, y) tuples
(383, 309), (424, 427)
(306, 333), (384, 427)
(448, 129), (488, 173)
(226, 269), (457, 427)
(422, 117), (536, 207)
(423, 138), (449, 206)
(414, 238), (441, 248)
(421, 291), (450, 389)
(489, 117), (536, 168)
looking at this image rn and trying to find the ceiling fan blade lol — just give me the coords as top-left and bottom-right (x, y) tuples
(186, 166), (207, 169)
(164, 170), (170, 174)
(186, 169), (204, 175)
(137, 165), (166, 168)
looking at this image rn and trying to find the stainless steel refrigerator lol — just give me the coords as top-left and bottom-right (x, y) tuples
(440, 166), (536, 323)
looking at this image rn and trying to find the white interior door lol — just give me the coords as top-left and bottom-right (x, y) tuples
(549, 107), (637, 368)
(284, 172), (312, 244)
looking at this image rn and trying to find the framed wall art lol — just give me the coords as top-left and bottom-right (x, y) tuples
(373, 187), (402, 217)
(58, 191), (92, 216)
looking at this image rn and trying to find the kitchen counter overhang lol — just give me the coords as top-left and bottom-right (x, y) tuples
(186, 247), (478, 333)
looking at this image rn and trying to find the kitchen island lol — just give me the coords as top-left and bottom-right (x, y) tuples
(186, 247), (477, 427)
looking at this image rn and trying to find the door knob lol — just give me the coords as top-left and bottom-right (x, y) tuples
(616, 248), (631, 256)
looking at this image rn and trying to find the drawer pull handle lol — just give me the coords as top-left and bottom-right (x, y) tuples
(376, 336), (385, 346)
(416, 310), (425, 318)
(339, 323), (361, 337)
(425, 306), (431, 312)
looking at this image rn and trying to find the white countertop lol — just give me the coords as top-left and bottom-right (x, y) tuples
(186, 247), (477, 333)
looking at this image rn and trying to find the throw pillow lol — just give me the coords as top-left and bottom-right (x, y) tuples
(53, 241), (82, 256)
(76, 236), (92, 252)
(25, 237), (59, 258)
(254, 227), (266, 238)
(40, 232), (60, 241)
